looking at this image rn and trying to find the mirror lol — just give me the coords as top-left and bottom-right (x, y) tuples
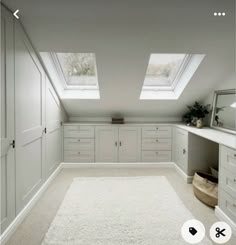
(211, 89), (236, 134)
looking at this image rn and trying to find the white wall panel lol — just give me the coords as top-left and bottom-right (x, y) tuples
(45, 77), (62, 177)
(15, 21), (46, 213)
(0, 7), (15, 233)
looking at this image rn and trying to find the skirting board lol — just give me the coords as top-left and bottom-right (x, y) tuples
(174, 163), (193, 184)
(0, 164), (63, 245)
(215, 206), (236, 235)
(61, 162), (175, 169)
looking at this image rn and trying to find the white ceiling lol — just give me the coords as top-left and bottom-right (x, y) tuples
(4, 0), (235, 118)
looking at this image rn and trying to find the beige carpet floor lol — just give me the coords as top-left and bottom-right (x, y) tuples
(6, 167), (236, 245)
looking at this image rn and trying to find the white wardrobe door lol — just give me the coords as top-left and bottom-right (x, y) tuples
(45, 77), (62, 177)
(118, 127), (141, 162)
(95, 126), (118, 162)
(15, 21), (46, 213)
(0, 8), (15, 233)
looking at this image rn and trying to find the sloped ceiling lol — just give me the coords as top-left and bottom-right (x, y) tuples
(4, 0), (235, 118)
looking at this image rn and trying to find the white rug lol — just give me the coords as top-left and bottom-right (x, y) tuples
(42, 176), (212, 245)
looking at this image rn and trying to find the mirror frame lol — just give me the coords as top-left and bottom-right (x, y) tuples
(210, 89), (236, 135)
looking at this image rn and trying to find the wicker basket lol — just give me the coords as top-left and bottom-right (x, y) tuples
(192, 172), (218, 207)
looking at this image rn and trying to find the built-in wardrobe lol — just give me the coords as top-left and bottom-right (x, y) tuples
(1, 6), (66, 234)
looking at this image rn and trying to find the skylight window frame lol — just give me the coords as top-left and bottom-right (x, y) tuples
(143, 54), (192, 91)
(50, 52), (99, 90)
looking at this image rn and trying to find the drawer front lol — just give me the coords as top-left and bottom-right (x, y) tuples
(142, 138), (172, 150)
(64, 150), (94, 163)
(142, 126), (172, 138)
(219, 189), (236, 223)
(64, 138), (94, 151)
(221, 145), (236, 173)
(220, 169), (236, 198)
(142, 151), (171, 162)
(64, 126), (94, 138)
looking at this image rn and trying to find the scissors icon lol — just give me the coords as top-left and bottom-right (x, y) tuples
(215, 227), (226, 238)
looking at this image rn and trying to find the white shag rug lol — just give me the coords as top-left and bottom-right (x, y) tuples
(42, 176), (212, 245)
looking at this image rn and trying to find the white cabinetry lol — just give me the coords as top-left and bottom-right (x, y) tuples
(1, 7), (15, 233)
(173, 126), (219, 179)
(118, 127), (141, 162)
(95, 126), (141, 162)
(219, 145), (236, 224)
(45, 78), (63, 178)
(141, 126), (172, 162)
(95, 127), (118, 162)
(175, 128), (188, 173)
(64, 125), (141, 163)
(64, 125), (95, 162)
(15, 20), (46, 213)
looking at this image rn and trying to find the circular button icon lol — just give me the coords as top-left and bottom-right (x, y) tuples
(181, 219), (206, 244)
(210, 222), (232, 244)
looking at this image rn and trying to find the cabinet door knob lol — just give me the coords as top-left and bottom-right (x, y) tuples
(156, 127), (159, 130)
(78, 139), (80, 142)
(183, 149), (186, 154)
(156, 139), (159, 142)
(78, 152), (80, 154)
(156, 152), (158, 154)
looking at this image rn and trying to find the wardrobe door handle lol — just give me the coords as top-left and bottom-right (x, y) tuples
(120, 141), (122, 147)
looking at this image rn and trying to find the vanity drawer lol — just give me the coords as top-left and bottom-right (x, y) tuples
(219, 189), (236, 223)
(220, 145), (236, 173)
(141, 151), (171, 162)
(64, 126), (94, 138)
(142, 126), (172, 138)
(64, 150), (94, 163)
(64, 138), (94, 151)
(220, 168), (236, 198)
(142, 138), (172, 150)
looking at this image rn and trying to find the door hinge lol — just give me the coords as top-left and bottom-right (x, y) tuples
(10, 140), (15, 148)
(44, 128), (47, 134)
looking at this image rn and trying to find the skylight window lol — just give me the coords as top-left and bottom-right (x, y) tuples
(56, 53), (98, 89)
(144, 54), (187, 88)
(140, 53), (205, 100)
